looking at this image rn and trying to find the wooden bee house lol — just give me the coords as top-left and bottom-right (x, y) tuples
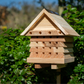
(21, 9), (79, 69)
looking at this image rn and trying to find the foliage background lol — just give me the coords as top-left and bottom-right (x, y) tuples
(0, 29), (37, 84)
(62, 5), (84, 84)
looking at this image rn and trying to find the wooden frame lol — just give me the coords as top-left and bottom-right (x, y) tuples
(30, 47), (73, 53)
(30, 42), (73, 47)
(27, 57), (75, 64)
(26, 30), (64, 36)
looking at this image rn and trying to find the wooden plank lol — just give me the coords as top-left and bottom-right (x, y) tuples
(27, 58), (64, 64)
(64, 54), (73, 58)
(30, 52), (64, 58)
(26, 30), (63, 36)
(51, 64), (66, 69)
(27, 57), (75, 64)
(30, 47), (73, 53)
(29, 52), (73, 58)
(30, 37), (74, 42)
(30, 42), (73, 47)
(35, 64), (50, 69)
(64, 56), (75, 63)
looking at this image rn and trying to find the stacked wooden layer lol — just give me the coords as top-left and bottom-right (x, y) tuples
(27, 33), (75, 64)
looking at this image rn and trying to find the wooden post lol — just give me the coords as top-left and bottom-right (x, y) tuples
(57, 69), (61, 84)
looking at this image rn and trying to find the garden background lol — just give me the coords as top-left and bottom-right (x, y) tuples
(0, 0), (84, 84)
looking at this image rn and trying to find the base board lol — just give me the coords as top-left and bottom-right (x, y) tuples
(27, 57), (75, 64)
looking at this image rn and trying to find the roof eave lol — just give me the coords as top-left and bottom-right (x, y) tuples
(20, 9), (46, 36)
(65, 33), (80, 37)
(21, 9), (80, 37)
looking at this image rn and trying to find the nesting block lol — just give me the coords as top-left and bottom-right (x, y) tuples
(21, 9), (79, 69)
(27, 35), (75, 65)
(29, 36), (74, 60)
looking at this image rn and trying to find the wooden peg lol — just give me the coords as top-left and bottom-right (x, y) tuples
(35, 64), (50, 69)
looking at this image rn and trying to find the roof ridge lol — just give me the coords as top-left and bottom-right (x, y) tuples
(45, 8), (59, 15)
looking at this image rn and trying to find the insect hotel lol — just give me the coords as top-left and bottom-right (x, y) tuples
(21, 9), (79, 69)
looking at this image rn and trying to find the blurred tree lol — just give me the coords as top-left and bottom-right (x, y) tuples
(59, 0), (84, 15)
(7, 1), (41, 29)
(37, 0), (58, 12)
(0, 6), (8, 26)
(38, 0), (84, 15)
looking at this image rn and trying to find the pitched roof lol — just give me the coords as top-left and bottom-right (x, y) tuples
(21, 9), (79, 36)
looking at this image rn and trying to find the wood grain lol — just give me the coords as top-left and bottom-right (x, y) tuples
(49, 12), (80, 36)
(26, 30), (63, 36)
(30, 47), (73, 53)
(29, 52), (73, 58)
(27, 57), (75, 64)
(33, 16), (59, 31)
(30, 42), (73, 47)
(21, 9), (79, 36)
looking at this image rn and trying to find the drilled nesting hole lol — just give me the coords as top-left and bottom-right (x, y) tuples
(49, 47), (51, 49)
(56, 42), (58, 44)
(29, 32), (32, 34)
(56, 47), (58, 49)
(43, 47), (45, 49)
(49, 52), (51, 54)
(39, 31), (42, 34)
(56, 52), (58, 55)
(43, 42), (45, 44)
(36, 52), (38, 54)
(43, 52), (45, 54)
(49, 42), (51, 44)
(36, 47), (38, 49)
(36, 42), (38, 43)
(59, 31), (61, 34)
(49, 31), (51, 34)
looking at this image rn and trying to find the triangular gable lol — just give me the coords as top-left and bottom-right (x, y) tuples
(21, 9), (79, 36)
(32, 14), (59, 31)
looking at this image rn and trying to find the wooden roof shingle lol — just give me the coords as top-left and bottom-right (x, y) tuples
(21, 9), (79, 36)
